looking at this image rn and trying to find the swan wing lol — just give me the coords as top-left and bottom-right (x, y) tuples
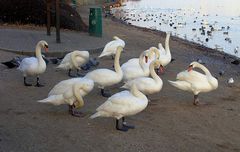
(57, 53), (72, 69)
(97, 91), (137, 113)
(49, 78), (93, 96)
(85, 69), (120, 87)
(18, 57), (38, 72)
(99, 40), (124, 57)
(177, 70), (207, 84)
(38, 94), (66, 106)
(168, 80), (192, 92)
(122, 65), (148, 81)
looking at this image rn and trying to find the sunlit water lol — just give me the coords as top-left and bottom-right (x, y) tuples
(111, 0), (240, 58)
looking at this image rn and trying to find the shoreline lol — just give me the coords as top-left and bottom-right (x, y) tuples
(0, 14), (239, 63)
(109, 15), (240, 62)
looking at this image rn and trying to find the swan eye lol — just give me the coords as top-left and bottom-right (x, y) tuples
(44, 44), (48, 48)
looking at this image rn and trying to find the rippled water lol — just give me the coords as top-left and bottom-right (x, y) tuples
(111, 0), (240, 58)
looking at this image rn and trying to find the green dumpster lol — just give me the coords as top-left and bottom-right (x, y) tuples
(89, 7), (102, 37)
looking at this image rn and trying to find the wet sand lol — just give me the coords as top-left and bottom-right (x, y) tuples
(0, 6), (240, 152)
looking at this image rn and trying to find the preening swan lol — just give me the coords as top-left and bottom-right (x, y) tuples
(90, 84), (148, 132)
(121, 60), (163, 95)
(168, 62), (218, 105)
(98, 36), (125, 59)
(38, 78), (94, 117)
(121, 47), (160, 82)
(57, 50), (89, 77)
(18, 40), (48, 87)
(85, 46), (123, 97)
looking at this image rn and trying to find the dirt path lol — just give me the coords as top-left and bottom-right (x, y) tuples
(0, 7), (240, 152)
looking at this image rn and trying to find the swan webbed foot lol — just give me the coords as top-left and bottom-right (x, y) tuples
(68, 69), (76, 77)
(35, 77), (44, 87)
(77, 73), (85, 77)
(101, 89), (111, 97)
(24, 82), (32, 86)
(193, 95), (207, 106)
(123, 123), (135, 129)
(76, 69), (85, 77)
(116, 119), (129, 132)
(122, 117), (135, 129)
(193, 100), (207, 106)
(68, 105), (85, 117)
(24, 77), (32, 86)
(35, 83), (44, 87)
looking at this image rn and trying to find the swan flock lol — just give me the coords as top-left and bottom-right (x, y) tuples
(15, 33), (218, 132)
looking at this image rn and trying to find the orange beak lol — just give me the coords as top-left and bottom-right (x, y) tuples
(145, 56), (148, 63)
(45, 47), (48, 52)
(188, 65), (193, 72)
(159, 65), (164, 74)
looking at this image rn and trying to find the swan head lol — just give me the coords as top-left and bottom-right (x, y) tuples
(38, 40), (49, 52)
(188, 61), (200, 72)
(143, 50), (152, 63)
(153, 60), (164, 74)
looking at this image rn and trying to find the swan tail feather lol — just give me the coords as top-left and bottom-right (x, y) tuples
(37, 95), (64, 106)
(98, 51), (108, 58)
(90, 112), (102, 119)
(168, 80), (191, 91)
(120, 83), (128, 89)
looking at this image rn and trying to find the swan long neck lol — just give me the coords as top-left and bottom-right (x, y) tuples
(130, 84), (146, 99)
(73, 84), (84, 108)
(165, 33), (171, 55)
(35, 43), (43, 60)
(71, 52), (80, 69)
(196, 63), (212, 76)
(149, 62), (161, 83)
(139, 51), (146, 70)
(114, 46), (123, 74)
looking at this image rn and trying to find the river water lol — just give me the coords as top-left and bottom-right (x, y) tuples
(111, 0), (240, 58)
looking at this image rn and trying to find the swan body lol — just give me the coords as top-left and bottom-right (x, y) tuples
(168, 62), (218, 105)
(85, 46), (123, 96)
(38, 77), (94, 108)
(18, 40), (48, 86)
(121, 48), (159, 82)
(99, 36), (125, 58)
(121, 60), (163, 95)
(57, 50), (89, 71)
(90, 84), (148, 131)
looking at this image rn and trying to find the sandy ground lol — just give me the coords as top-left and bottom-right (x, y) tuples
(1, 7), (240, 152)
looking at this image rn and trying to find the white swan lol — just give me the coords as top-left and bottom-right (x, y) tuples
(90, 84), (148, 132)
(121, 48), (160, 82)
(121, 60), (163, 95)
(57, 50), (89, 77)
(168, 62), (218, 105)
(85, 46), (123, 97)
(153, 32), (171, 67)
(99, 36), (125, 59)
(18, 40), (48, 87)
(38, 78), (94, 117)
